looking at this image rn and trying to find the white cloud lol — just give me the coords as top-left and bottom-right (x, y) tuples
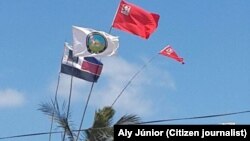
(0, 89), (25, 108)
(145, 63), (176, 90)
(89, 57), (153, 116)
(89, 57), (176, 117)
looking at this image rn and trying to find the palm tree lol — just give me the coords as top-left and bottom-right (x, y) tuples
(83, 107), (140, 141)
(83, 107), (114, 141)
(39, 100), (141, 141)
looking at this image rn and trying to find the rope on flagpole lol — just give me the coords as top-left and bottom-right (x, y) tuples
(48, 73), (61, 141)
(111, 54), (158, 107)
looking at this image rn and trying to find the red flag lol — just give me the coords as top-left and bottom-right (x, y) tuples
(112, 0), (160, 39)
(159, 45), (184, 64)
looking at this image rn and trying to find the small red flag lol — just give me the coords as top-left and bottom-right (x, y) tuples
(112, 0), (160, 39)
(159, 45), (184, 64)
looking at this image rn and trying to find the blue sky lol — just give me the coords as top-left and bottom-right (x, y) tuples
(0, 0), (250, 140)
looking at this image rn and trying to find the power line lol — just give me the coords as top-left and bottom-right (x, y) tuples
(0, 128), (105, 140)
(0, 131), (62, 140)
(1, 109), (250, 140)
(140, 110), (250, 124)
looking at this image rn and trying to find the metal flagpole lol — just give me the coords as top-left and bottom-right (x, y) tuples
(62, 75), (74, 141)
(48, 73), (61, 141)
(109, 0), (120, 34)
(75, 57), (104, 141)
(111, 54), (158, 107)
(75, 57), (103, 141)
(48, 44), (66, 141)
(75, 16), (116, 140)
(75, 81), (95, 141)
(62, 46), (76, 141)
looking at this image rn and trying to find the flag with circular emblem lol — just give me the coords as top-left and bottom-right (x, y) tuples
(72, 26), (119, 57)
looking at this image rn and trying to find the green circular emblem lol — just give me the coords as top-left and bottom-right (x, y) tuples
(86, 32), (107, 54)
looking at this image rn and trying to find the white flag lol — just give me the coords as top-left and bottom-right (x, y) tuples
(72, 26), (119, 57)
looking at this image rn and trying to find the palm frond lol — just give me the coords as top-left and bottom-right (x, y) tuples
(95, 129), (113, 141)
(92, 106), (115, 128)
(39, 100), (58, 117)
(115, 114), (141, 125)
(38, 100), (75, 141)
(83, 106), (115, 141)
(84, 127), (113, 141)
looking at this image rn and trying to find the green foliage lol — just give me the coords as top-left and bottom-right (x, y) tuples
(39, 102), (141, 141)
(39, 100), (75, 141)
(83, 106), (141, 141)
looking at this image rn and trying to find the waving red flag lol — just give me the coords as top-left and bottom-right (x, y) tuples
(160, 45), (184, 64)
(112, 0), (160, 39)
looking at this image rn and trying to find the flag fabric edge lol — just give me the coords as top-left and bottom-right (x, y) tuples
(159, 45), (185, 64)
(60, 42), (103, 82)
